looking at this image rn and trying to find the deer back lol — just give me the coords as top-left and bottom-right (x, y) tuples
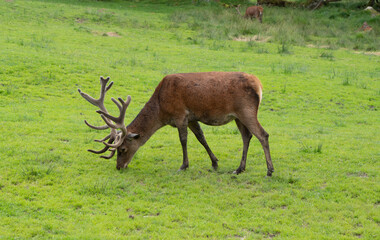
(156, 72), (263, 126)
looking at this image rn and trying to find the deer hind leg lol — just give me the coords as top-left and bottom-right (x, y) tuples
(188, 122), (219, 170)
(237, 111), (274, 176)
(234, 119), (252, 174)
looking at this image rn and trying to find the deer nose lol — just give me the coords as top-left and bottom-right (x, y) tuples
(116, 166), (121, 170)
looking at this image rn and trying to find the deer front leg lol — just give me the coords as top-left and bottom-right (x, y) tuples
(188, 122), (218, 170)
(177, 125), (189, 171)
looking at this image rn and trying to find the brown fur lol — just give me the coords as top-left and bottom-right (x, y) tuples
(359, 22), (372, 32)
(82, 72), (274, 176)
(245, 6), (264, 23)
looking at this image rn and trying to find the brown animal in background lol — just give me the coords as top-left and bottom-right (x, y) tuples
(359, 22), (373, 32)
(245, 6), (264, 23)
(78, 73), (274, 176)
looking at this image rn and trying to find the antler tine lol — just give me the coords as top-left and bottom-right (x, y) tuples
(96, 95), (131, 138)
(111, 97), (123, 112)
(97, 96), (131, 123)
(99, 114), (119, 129)
(87, 136), (115, 154)
(84, 120), (109, 130)
(102, 134), (125, 148)
(100, 149), (116, 159)
(94, 133), (112, 142)
(98, 77), (113, 103)
(87, 146), (110, 154)
(78, 76), (113, 112)
(100, 76), (111, 90)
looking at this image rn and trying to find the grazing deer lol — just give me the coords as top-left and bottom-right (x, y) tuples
(78, 73), (274, 176)
(236, 5), (264, 23)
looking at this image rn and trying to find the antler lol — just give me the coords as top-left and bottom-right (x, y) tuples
(78, 76), (118, 158)
(96, 95), (131, 148)
(78, 76), (113, 130)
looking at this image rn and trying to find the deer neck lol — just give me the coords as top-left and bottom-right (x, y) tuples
(127, 96), (163, 146)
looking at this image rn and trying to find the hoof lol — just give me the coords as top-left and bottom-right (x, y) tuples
(178, 164), (189, 171)
(212, 163), (218, 171)
(267, 169), (274, 177)
(233, 168), (245, 175)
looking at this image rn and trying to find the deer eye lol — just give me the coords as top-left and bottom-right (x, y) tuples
(120, 147), (127, 153)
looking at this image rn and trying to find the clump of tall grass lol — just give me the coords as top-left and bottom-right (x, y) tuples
(320, 52), (334, 60)
(342, 71), (358, 86)
(300, 143), (323, 154)
(20, 164), (55, 181)
(255, 47), (269, 54)
(0, 84), (16, 96)
(278, 41), (292, 54)
(342, 78), (352, 86)
(282, 64), (294, 74)
(281, 80), (288, 93)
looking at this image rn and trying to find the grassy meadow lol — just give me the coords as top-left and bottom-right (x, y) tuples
(0, 0), (379, 239)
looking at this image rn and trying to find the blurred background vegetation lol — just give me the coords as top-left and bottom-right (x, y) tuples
(159, 0), (380, 51)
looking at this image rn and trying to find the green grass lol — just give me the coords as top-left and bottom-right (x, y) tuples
(170, 0), (380, 51)
(0, 0), (379, 239)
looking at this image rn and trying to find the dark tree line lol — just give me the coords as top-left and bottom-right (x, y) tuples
(256, 0), (341, 9)
(245, 0), (379, 9)
(368, 0), (379, 6)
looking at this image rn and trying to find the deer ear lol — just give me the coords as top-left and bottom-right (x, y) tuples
(127, 133), (140, 140)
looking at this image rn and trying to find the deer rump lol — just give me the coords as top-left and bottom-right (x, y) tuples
(79, 72), (274, 176)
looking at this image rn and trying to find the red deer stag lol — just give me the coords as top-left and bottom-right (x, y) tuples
(78, 73), (274, 176)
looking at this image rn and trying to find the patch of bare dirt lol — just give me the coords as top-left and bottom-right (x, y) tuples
(307, 44), (380, 56)
(233, 35), (271, 43)
(97, 8), (115, 15)
(105, 32), (121, 37)
(354, 51), (380, 56)
(75, 18), (86, 24)
(306, 44), (330, 49)
(92, 31), (121, 37)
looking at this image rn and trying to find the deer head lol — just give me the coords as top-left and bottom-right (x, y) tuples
(78, 77), (140, 169)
